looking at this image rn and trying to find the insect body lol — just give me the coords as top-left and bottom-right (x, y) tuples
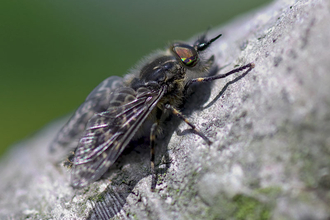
(50, 33), (254, 189)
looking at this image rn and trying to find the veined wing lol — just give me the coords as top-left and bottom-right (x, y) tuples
(50, 76), (124, 153)
(71, 85), (167, 188)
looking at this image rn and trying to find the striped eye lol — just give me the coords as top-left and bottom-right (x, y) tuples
(172, 44), (199, 67)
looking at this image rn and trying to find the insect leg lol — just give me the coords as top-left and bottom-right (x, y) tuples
(164, 104), (212, 145)
(150, 122), (158, 191)
(185, 63), (255, 90)
(63, 151), (75, 168)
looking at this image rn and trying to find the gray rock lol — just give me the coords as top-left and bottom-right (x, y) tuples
(1, 0), (329, 219)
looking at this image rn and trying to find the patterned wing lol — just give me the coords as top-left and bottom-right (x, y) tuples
(50, 76), (124, 154)
(71, 85), (167, 188)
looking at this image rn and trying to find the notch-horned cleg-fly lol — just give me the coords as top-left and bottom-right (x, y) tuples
(50, 33), (254, 190)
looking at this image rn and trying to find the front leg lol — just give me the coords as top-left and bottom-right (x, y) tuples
(185, 63), (255, 91)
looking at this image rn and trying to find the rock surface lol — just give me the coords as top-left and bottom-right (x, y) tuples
(1, 0), (330, 219)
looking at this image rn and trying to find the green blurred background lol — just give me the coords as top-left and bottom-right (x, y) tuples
(0, 0), (271, 157)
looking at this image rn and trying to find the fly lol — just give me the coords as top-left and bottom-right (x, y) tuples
(50, 33), (254, 190)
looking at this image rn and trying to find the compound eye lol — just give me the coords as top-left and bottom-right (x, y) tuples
(172, 45), (199, 67)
